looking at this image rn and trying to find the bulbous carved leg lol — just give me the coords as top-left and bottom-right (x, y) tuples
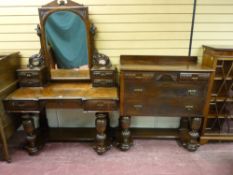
(179, 117), (202, 152)
(179, 118), (190, 147)
(118, 116), (133, 151)
(94, 113), (110, 155)
(187, 117), (202, 152)
(22, 116), (39, 155)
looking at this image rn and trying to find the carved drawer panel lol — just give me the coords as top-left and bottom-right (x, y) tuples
(46, 99), (82, 109)
(4, 100), (40, 112)
(84, 100), (118, 111)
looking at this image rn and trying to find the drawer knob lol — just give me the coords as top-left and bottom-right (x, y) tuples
(185, 105), (194, 111)
(187, 89), (197, 96)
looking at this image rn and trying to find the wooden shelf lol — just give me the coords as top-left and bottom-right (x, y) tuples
(210, 97), (233, 102)
(202, 45), (233, 143)
(207, 114), (233, 119)
(214, 76), (232, 80)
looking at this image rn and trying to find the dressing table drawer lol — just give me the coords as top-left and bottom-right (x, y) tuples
(84, 100), (118, 111)
(4, 100), (40, 112)
(46, 99), (82, 109)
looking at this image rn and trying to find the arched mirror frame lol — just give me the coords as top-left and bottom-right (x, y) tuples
(38, 0), (94, 80)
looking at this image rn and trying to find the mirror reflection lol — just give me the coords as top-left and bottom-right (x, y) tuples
(45, 11), (88, 69)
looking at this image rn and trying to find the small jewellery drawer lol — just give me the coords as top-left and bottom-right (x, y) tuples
(92, 71), (114, 78)
(124, 72), (154, 80)
(84, 100), (118, 111)
(46, 99), (82, 109)
(93, 79), (115, 87)
(19, 78), (43, 87)
(179, 72), (210, 81)
(4, 100), (40, 112)
(17, 71), (39, 78)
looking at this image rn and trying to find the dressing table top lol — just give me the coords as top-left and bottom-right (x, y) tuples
(5, 82), (118, 101)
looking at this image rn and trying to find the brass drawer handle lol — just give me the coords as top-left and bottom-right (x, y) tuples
(133, 88), (144, 92)
(26, 73), (32, 77)
(96, 103), (105, 107)
(185, 105), (194, 111)
(133, 104), (143, 109)
(187, 89), (197, 96)
(191, 76), (199, 80)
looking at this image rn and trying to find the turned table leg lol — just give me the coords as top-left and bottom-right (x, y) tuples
(22, 115), (39, 155)
(179, 117), (202, 152)
(94, 113), (110, 155)
(118, 116), (133, 151)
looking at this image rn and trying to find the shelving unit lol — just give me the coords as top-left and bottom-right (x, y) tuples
(201, 45), (233, 144)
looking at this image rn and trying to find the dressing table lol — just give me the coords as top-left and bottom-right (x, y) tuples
(3, 0), (118, 155)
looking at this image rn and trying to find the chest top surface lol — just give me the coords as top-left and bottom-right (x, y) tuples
(120, 55), (214, 72)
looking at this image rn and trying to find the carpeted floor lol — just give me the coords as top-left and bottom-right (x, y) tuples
(0, 140), (233, 175)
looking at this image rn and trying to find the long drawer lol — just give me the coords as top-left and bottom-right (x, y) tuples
(4, 100), (40, 112)
(124, 97), (204, 117)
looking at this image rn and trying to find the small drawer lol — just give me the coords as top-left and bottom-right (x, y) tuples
(19, 78), (42, 87)
(93, 79), (115, 87)
(179, 73), (210, 81)
(92, 71), (114, 78)
(84, 100), (118, 111)
(46, 99), (82, 109)
(124, 72), (154, 80)
(4, 100), (39, 112)
(17, 71), (39, 78)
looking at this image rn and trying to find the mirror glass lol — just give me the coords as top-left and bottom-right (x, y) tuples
(45, 11), (88, 69)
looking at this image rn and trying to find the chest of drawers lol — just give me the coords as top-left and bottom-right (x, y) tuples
(122, 71), (209, 117)
(91, 66), (117, 87)
(118, 55), (214, 152)
(17, 66), (48, 87)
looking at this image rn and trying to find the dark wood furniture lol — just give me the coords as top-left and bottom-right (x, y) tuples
(91, 66), (117, 87)
(0, 52), (20, 162)
(200, 45), (233, 144)
(118, 55), (214, 151)
(2, 0), (118, 155)
(17, 66), (48, 87)
(3, 83), (118, 155)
